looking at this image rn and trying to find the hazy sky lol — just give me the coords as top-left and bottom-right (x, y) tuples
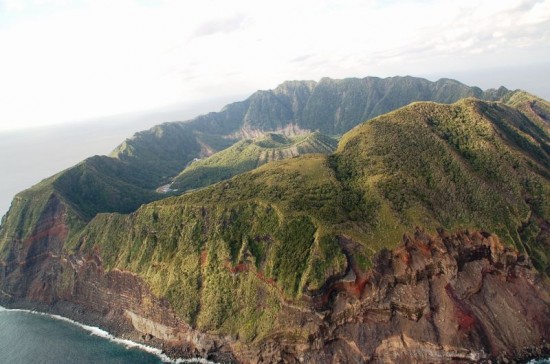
(0, 0), (549, 131)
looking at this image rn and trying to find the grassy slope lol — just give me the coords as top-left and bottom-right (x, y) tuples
(0, 120), (239, 250)
(0, 178), (56, 257)
(110, 121), (239, 183)
(0, 155), (163, 258)
(501, 90), (550, 138)
(0, 76), (520, 240)
(336, 99), (549, 265)
(170, 132), (337, 192)
(69, 98), (550, 343)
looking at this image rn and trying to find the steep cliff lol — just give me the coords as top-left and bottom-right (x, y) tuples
(1, 90), (550, 362)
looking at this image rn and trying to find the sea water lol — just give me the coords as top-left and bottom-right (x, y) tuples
(0, 306), (212, 364)
(0, 306), (547, 364)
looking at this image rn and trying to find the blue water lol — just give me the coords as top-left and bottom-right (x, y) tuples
(0, 307), (208, 363)
(0, 307), (547, 363)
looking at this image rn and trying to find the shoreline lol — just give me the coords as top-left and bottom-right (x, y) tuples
(0, 305), (216, 364)
(2, 304), (549, 364)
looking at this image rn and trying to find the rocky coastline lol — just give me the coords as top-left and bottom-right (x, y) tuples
(1, 219), (549, 363)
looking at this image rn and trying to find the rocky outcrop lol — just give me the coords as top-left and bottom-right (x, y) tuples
(2, 251), (237, 362)
(59, 256), (236, 362)
(93, 225), (544, 363)
(241, 229), (550, 363)
(0, 194), (69, 302)
(1, 194), (549, 363)
(1, 207), (549, 363)
(0, 196), (236, 362)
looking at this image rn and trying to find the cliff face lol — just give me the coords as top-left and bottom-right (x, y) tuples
(2, 220), (548, 363)
(220, 229), (550, 363)
(0, 194), (68, 302)
(299, 229), (550, 363)
(0, 195), (237, 362)
(57, 257), (237, 362)
(1, 95), (550, 363)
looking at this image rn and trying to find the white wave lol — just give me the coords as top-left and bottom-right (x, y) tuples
(0, 305), (216, 364)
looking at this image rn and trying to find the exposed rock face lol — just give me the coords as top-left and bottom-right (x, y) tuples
(242, 229), (550, 363)
(0, 197), (236, 362)
(0, 194), (68, 302)
(59, 258), (236, 362)
(1, 203), (548, 363)
(145, 226), (547, 363)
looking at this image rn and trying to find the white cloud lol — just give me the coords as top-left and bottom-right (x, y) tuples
(192, 13), (250, 38)
(0, 0), (548, 131)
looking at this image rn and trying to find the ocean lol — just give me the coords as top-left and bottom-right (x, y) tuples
(1, 306), (547, 364)
(0, 306), (213, 363)
(0, 100), (242, 363)
(2, 92), (549, 363)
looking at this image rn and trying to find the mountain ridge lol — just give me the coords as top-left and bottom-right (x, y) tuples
(0, 77), (549, 362)
(2, 76), (526, 245)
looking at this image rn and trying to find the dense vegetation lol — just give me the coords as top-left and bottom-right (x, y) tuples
(1, 76), (515, 240)
(61, 98), (550, 344)
(171, 132), (337, 192)
(336, 99), (549, 267)
(1, 75), (549, 344)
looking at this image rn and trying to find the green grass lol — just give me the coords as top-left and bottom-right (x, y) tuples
(65, 98), (550, 343)
(2, 82), (550, 346)
(170, 132), (337, 192)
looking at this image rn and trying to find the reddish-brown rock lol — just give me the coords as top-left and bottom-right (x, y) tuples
(1, 200), (549, 363)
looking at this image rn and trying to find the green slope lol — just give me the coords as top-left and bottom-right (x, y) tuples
(170, 132), (337, 192)
(335, 99), (550, 265)
(0, 76), (523, 230)
(1, 76), (546, 276)
(66, 98), (550, 343)
(110, 122), (237, 182)
(0, 122), (237, 248)
(0, 156), (162, 257)
(500, 90), (550, 137)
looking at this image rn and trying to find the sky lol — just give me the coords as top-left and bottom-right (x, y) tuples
(0, 0), (549, 132)
(0, 98), (233, 217)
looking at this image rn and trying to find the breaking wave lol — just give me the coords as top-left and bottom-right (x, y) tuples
(0, 305), (215, 364)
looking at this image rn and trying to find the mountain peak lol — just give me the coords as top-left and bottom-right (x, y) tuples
(0, 76), (549, 363)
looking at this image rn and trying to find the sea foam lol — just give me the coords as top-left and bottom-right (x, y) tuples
(0, 305), (215, 364)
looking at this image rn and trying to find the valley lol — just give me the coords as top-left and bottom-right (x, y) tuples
(0, 76), (549, 363)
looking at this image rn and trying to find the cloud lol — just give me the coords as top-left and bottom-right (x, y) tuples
(0, 0), (549, 131)
(290, 54), (313, 63)
(437, 2), (550, 54)
(342, 0), (550, 73)
(192, 13), (249, 38)
(0, 0), (27, 12)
